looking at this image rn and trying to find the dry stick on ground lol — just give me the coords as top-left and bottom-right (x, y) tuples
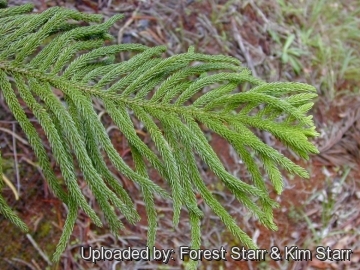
(231, 18), (257, 77)
(0, 127), (29, 145)
(7, 258), (36, 270)
(198, 13), (232, 53)
(320, 106), (360, 153)
(117, 7), (139, 45)
(317, 99), (360, 166)
(12, 122), (20, 195)
(26, 234), (52, 266)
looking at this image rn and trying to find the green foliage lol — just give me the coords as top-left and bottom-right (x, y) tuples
(269, 31), (307, 74)
(0, 1), (318, 266)
(275, 0), (360, 98)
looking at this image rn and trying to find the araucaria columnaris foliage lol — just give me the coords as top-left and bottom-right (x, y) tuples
(0, 1), (318, 266)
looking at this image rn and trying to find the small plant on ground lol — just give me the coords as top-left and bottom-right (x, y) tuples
(274, 0), (360, 99)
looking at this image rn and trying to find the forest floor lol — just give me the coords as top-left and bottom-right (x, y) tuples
(1, 0), (360, 269)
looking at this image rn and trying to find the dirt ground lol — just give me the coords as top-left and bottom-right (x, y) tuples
(1, 0), (360, 269)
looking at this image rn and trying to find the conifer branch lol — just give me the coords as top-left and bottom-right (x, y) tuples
(0, 2), (319, 266)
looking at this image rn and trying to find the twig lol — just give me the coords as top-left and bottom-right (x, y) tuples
(117, 7), (139, 45)
(31, 259), (42, 270)
(231, 18), (257, 77)
(26, 234), (52, 266)
(2, 174), (19, 200)
(0, 127), (29, 145)
(8, 258), (36, 270)
(12, 123), (20, 195)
